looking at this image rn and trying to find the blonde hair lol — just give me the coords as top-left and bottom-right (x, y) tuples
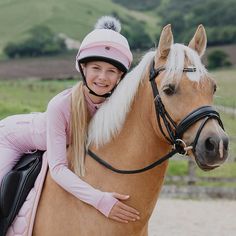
(70, 81), (89, 177)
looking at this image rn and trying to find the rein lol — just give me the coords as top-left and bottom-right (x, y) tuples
(87, 59), (224, 174)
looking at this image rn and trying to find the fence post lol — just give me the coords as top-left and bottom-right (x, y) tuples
(188, 158), (197, 185)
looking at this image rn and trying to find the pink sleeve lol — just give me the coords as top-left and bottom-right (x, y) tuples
(46, 93), (118, 217)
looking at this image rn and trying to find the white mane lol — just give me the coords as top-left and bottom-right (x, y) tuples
(87, 51), (155, 147)
(88, 44), (208, 147)
(164, 43), (208, 83)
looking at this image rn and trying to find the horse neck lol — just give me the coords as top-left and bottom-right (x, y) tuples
(102, 80), (170, 163)
(91, 80), (170, 217)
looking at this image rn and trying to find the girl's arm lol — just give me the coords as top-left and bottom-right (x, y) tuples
(46, 94), (117, 217)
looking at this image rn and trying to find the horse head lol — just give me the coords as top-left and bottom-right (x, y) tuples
(150, 24), (229, 170)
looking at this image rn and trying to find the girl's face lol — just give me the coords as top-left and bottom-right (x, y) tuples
(82, 61), (123, 96)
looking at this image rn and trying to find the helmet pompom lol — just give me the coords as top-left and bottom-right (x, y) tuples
(95, 16), (121, 33)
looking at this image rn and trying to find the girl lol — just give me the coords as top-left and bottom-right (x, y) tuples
(0, 16), (140, 224)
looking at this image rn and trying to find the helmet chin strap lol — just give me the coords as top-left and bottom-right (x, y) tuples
(79, 63), (119, 98)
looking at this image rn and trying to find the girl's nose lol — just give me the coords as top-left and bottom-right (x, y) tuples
(98, 71), (107, 80)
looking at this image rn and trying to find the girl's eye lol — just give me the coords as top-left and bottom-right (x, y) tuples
(108, 70), (116, 73)
(163, 84), (176, 96)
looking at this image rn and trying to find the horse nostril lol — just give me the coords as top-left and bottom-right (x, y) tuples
(205, 137), (215, 151)
(223, 137), (229, 151)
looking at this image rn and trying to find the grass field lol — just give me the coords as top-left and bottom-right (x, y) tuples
(0, 78), (77, 119)
(168, 157), (236, 178)
(212, 67), (236, 107)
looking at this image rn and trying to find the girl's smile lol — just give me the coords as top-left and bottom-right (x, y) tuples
(82, 61), (123, 103)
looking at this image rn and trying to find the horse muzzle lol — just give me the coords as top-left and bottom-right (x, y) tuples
(194, 133), (229, 171)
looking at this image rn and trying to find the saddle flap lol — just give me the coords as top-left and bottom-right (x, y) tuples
(0, 171), (21, 217)
(0, 151), (44, 236)
(14, 152), (39, 171)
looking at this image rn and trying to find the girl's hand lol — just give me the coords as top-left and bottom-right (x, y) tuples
(108, 192), (140, 223)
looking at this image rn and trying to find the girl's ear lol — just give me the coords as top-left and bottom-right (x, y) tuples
(81, 63), (85, 69)
(116, 71), (123, 84)
(120, 71), (125, 81)
(81, 63), (86, 74)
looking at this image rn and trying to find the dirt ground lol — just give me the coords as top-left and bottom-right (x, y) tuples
(149, 198), (236, 236)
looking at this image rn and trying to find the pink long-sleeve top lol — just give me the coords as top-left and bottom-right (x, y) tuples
(34, 87), (118, 217)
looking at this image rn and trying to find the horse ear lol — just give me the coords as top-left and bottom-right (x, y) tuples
(156, 24), (173, 61)
(188, 25), (207, 57)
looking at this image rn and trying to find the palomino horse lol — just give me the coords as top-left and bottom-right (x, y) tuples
(33, 25), (228, 235)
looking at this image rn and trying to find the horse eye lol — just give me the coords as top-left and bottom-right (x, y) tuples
(163, 84), (176, 96)
(213, 84), (217, 94)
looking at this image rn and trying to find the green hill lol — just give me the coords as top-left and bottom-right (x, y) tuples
(0, 0), (158, 56)
(1, 0), (236, 59)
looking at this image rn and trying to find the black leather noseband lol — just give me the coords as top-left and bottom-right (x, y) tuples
(87, 59), (224, 174)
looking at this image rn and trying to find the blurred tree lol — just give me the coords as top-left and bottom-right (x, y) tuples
(112, 12), (153, 50)
(112, 0), (161, 10)
(207, 50), (232, 69)
(122, 24), (152, 50)
(4, 25), (66, 58)
(158, 0), (236, 45)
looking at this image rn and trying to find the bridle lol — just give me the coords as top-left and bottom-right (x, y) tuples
(149, 60), (224, 154)
(87, 59), (224, 174)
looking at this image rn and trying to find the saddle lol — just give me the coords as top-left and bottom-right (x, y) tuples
(0, 150), (44, 236)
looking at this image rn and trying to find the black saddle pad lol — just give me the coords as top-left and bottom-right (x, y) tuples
(0, 150), (44, 236)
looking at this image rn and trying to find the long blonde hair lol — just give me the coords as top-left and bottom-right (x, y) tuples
(70, 81), (89, 177)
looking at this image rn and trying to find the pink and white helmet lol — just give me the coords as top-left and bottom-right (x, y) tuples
(76, 16), (133, 73)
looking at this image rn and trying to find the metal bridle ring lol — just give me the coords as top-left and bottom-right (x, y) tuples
(173, 139), (193, 156)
